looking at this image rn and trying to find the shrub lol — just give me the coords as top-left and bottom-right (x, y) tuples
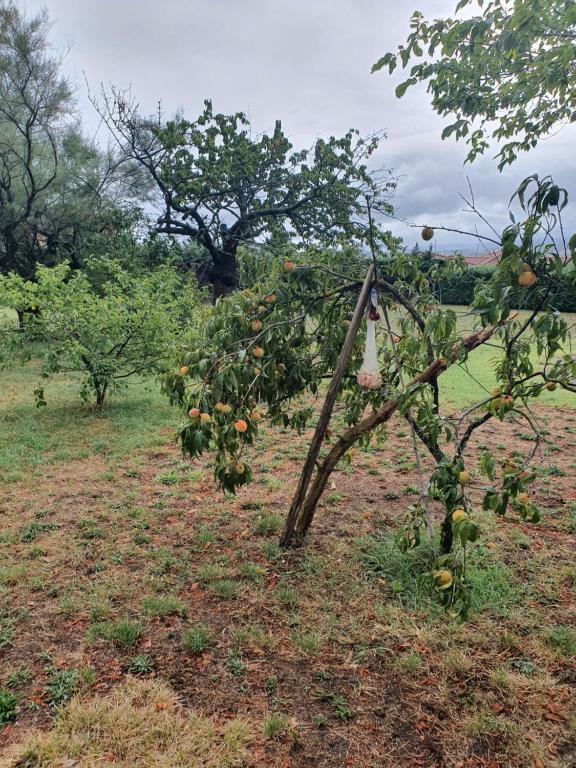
(433, 262), (576, 311)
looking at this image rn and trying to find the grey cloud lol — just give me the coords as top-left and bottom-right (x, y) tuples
(22, 0), (576, 249)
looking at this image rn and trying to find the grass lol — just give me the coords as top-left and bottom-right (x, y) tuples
(438, 305), (576, 408)
(545, 625), (576, 657)
(264, 713), (290, 740)
(359, 534), (439, 611)
(141, 594), (187, 618)
(1, 305), (574, 485)
(182, 625), (211, 655)
(0, 687), (18, 724)
(44, 666), (95, 709)
(5, 678), (251, 767)
(87, 619), (143, 648)
(1, 316), (575, 765)
(0, 354), (177, 483)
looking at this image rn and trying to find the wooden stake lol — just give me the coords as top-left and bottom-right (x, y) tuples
(279, 263), (375, 547)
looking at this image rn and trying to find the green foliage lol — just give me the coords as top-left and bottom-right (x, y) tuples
(0, 259), (202, 406)
(0, 4), (139, 279)
(102, 95), (395, 293)
(181, 624), (211, 655)
(374, 0), (576, 168)
(128, 655), (155, 674)
(312, 690), (353, 721)
(45, 666), (95, 709)
(0, 688), (18, 725)
(435, 264), (576, 312)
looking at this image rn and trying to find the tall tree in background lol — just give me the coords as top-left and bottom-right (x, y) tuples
(0, 2), (73, 276)
(373, 0), (576, 169)
(35, 125), (144, 272)
(98, 95), (395, 298)
(0, 2), (142, 279)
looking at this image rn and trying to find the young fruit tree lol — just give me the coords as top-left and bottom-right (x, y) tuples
(0, 259), (201, 407)
(166, 175), (576, 616)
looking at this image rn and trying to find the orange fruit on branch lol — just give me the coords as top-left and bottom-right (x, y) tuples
(518, 264), (537, 287)
(234, 419), (248, 433)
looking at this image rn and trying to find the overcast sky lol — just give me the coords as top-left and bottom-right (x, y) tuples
(23, 0), (576, 252)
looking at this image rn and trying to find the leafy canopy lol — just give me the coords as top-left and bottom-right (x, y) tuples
(373, 0), (576, 169)
(98, 95), (395, 294)
(0, 259), (202, 406)
(0, 2), (141, 278)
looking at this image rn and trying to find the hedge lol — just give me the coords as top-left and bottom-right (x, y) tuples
(435, 264), (576, 312)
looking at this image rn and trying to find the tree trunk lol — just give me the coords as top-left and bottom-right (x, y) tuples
(280, 323), (500, 548)
(95, 381), (107, 408)
(439, 511), (454, 554)
(210, 248), (239, 301)
(1, 226), (19, 275)
(279, 265), (375, 547)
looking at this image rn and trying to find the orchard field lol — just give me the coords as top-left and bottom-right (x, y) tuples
(1, 306), (575, 767)
(2, 1), (576, 766)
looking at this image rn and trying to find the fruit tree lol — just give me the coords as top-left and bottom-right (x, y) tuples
(166, 175), (576, 616)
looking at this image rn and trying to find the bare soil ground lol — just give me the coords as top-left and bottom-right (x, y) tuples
(1, 406), (575, 767)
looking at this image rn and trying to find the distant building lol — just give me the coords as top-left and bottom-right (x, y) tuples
(432, 250), (501, 267)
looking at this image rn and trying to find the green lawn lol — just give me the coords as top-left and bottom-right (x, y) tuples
(439, 306), (576, 407)
(0, 359), (179, 483)
(1, 304), (574, 483)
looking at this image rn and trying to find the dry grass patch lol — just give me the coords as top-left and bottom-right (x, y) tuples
(3, 678), (252, 768)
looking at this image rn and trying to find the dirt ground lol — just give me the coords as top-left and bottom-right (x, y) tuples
(1, 405), (575, 767)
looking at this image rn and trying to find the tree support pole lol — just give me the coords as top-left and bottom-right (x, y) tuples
(280, 321), (499, 548)
(279, 264), (375, 548)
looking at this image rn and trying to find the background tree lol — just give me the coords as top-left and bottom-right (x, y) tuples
(97, 94), (395, 297)
(0, 2), (73, 277)
(0, 3), (142, 281)
(372, 0), (576, 169)
(31, 126), (144, 273)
